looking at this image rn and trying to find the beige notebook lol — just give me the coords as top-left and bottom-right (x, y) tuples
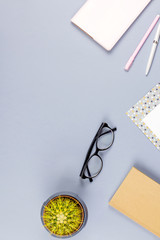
(71, 0), (152, 51)
(109, 167), (160, 238)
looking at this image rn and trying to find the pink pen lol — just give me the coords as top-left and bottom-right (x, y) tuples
(125, 14), (160, 71)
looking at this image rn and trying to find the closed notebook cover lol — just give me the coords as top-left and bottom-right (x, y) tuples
(71, 0), (151, 51)
(109, 167), (160, 238)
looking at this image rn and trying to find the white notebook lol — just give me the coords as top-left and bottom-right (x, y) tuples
(71, 0), (152, 51)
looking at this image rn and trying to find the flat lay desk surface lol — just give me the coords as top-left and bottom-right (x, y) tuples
(0, 1), (160, 240)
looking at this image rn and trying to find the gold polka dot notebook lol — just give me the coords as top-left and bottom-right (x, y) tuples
(127, 83), (160, 151)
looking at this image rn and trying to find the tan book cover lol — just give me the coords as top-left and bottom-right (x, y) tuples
(109, 167), (160, 238)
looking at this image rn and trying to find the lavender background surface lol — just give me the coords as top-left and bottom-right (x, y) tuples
(0, 1), (160, 240)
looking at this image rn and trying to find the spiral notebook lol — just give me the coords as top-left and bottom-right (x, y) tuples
(127, 83), (160, 151)
(71, 0), (152, 51)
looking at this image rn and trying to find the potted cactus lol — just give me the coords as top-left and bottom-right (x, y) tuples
(41, 192), (88, 238)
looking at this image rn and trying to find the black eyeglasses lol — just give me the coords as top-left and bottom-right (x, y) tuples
(80, 122), (117, 182)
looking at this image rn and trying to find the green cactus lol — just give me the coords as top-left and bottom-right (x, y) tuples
(42, 195), (84, 237)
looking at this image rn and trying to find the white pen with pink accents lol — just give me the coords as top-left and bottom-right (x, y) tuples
(125, 14), (160, 71)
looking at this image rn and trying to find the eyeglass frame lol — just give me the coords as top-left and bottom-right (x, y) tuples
(80, 122), (117, 182)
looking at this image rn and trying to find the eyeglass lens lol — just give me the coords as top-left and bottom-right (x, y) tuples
(97, 126), (114, 150)
(84, 155), (102, 178)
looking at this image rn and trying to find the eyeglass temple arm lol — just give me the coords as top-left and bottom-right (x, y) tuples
(100, 127), (117, 136)
(80, 125), (103, 182)
(86, 166), (93, 182)
(81, 138), (95, 182)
